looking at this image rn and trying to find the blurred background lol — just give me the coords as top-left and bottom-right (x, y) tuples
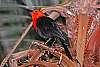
(0, 0), (71, 63)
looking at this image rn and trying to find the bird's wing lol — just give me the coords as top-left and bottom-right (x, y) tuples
(37, 16), (70, 46)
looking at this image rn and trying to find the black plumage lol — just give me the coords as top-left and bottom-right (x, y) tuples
(36, 16), (73, 60)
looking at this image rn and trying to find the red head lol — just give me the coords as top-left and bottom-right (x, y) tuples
(31, 10), (45, 31)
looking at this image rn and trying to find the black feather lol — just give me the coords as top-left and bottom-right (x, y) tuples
(36, 16), (73, 60)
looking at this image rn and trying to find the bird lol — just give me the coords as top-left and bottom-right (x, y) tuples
(31, 10), (73, 60)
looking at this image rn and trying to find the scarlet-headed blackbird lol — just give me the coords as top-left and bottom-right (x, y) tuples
(32, 10), (73, 60)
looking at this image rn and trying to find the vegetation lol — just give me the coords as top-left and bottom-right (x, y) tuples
(0, 0), (63, 63)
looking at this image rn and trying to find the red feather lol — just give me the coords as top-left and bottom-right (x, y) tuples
(32, 10), (45, 31)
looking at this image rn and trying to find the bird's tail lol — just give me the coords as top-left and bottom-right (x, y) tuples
(60, 39), (73, 60)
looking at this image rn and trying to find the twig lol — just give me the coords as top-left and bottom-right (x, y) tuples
(0, 22), (33, 67)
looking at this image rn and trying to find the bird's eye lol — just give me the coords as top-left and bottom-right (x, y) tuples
(33, 10), (38, 13)
(35, 11), (37, 12)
